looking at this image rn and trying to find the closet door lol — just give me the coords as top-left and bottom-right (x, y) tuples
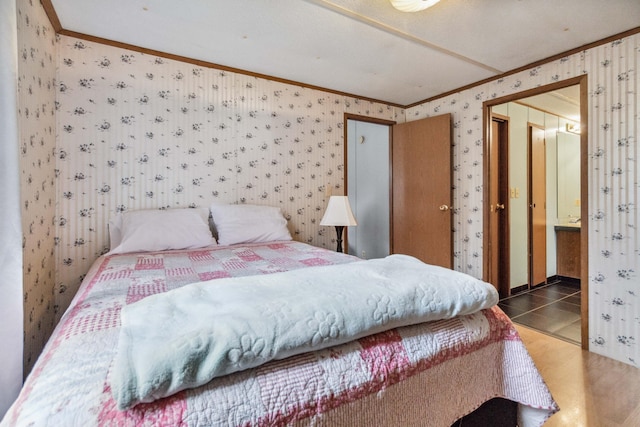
(529, 124), (547, 286)
(347, 120), (390, 259)
(392, 114), (452, 268)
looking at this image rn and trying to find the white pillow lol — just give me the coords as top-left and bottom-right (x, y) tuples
(210, 203), (292, 246)
(109, 208), (216, 255)
(108, 214), (124, 250)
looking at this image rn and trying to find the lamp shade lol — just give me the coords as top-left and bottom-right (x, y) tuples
(320, 196), (357, 226)
(390, 0), (440, 12)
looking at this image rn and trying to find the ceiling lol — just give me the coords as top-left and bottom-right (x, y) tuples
(50, 0), (640, 106)
(518, 85), (581, 122)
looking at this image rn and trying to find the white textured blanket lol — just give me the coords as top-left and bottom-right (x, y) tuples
(110, 254), (498, 409)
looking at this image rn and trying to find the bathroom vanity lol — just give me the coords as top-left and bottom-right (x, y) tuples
(555, 223), (581, 280)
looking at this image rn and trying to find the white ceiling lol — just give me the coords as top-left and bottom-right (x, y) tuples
(51, 0), (640, 106)
(519, 85), (581, 122)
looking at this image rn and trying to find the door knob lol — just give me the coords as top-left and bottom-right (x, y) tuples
(495, 203), (505, 211)
(439, 205), (452, 211)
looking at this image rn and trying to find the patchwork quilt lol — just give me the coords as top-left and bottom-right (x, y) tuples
(1, 241), (558, 427)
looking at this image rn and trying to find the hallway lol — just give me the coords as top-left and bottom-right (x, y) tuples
(499, 280), (581, 345)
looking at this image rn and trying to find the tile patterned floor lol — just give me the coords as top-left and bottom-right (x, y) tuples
(498, 280), (581, 345)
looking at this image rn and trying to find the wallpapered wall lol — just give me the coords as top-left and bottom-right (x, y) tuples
(406, 34), (639, 366)
(16, 0), (639, 370)
(16, 0), (58, 374)
(54, 36), (402, 317)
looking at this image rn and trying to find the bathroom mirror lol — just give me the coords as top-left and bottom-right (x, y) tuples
(557, 130), (581, 220)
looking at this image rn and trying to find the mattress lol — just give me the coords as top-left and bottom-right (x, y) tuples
(1, 241), (558, 426)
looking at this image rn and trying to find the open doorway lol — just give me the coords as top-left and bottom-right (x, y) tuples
(344, 113), (453, 268)
(345, 116), (392, 259)
(483, 76), (588, 348)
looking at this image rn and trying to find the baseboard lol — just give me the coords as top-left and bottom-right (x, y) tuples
(555, 276), (581, 287)
(509, 276), (580, 296)
(510, 284), (529, 295)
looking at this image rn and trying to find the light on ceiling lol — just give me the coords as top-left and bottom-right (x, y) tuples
(390, 0), (441, 12)
(566, 123), (581, 134)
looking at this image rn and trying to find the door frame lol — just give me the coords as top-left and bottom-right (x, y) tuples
(482, 75), (589, 349)
(343, 114), (396, 254)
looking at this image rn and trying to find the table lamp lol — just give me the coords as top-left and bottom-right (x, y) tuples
(320, 196), (357, 253)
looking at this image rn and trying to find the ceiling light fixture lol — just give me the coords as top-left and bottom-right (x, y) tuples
(566, 123), (581, 134)
(390, 0), (441, 12)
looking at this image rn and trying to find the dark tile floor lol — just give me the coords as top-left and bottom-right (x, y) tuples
(498, 279), (581, 345)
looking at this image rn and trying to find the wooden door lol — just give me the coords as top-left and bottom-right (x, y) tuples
(489, 115), (510, 297)
(392, 114), (452, 268)
(529, 124), (546, 287)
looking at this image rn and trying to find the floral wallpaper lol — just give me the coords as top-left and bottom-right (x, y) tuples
(14, 10), (637, 370)
(406, 34), (639, 366)
(54, 36), (401, 318)
(16, 0), (58, 375)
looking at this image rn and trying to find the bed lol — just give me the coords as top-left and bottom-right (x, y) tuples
(1, 206), (558, 427)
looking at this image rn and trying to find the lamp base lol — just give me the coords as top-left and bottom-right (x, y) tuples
(334, 225), (345, 253)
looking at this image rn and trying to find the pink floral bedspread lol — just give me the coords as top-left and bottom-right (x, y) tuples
(1, 241), (557, 427)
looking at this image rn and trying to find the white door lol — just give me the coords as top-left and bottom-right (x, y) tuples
(347, 120), (390, 259)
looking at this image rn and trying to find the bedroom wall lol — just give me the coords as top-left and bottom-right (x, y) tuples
(54, 36), (403, 318)
(407, 33), (640, 366)
(16, 0), (58, 375)
(19, 8), (638, 370)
